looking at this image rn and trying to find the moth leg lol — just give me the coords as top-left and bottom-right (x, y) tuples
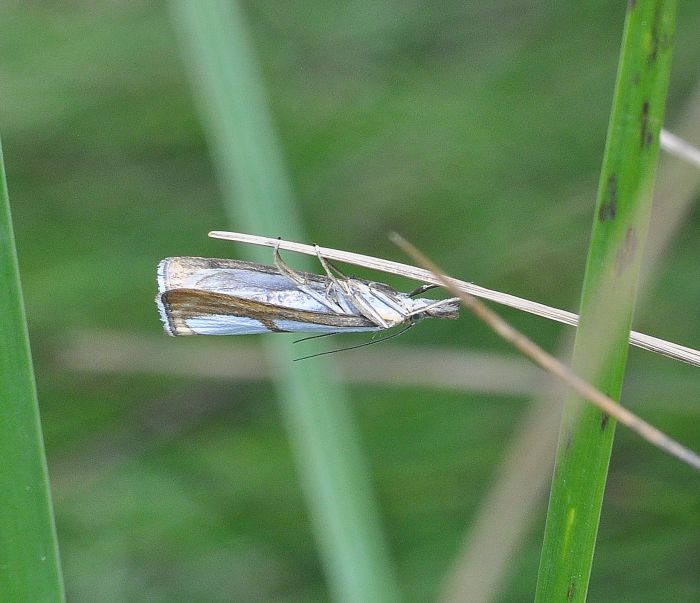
(312, 246), (363, 310)
(313, 247), (350, 280)
(405, 297), (460, 318)
(367, 283), (409, 317)
(314, 246), (351, 292)
(324, 279), (340, 306)
(333, 281), (391, 329)
(314, 246), (390, 329)
(315, 247), (389, 327)
(350, 286), (391, 328)
(272, 242), (308, 286)
(319, 262), (348, 306)
(273, 243), (344, 313)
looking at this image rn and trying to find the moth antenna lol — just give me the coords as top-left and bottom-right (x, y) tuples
(293, 332), (340, 344)
(293, 322), (415, 361)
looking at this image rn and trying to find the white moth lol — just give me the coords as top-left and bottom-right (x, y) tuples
(156, 245), (459, 337)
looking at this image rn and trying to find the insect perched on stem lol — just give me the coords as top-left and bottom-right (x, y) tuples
(156, 244), (460, 351)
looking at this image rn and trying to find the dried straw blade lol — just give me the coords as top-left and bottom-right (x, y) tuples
(389, 232), (700, 472)
(208, 230), (700, 368)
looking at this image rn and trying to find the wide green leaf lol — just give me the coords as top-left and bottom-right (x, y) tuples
(0, 139), (64, 599)
(536, 2), (678, 601)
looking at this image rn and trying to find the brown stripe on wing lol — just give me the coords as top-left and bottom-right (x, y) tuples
(159, 288), (377, 335)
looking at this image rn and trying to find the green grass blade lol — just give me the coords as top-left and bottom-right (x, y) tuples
(535, 2), (678, 601)
(168, 2), (401, 602)
(0, 140), (65, 599)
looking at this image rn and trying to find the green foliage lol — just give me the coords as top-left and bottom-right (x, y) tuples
(536, 2), (679, 601)
(169, 2), (400, 601)
(1, 2), (698, 601)
(0, 140), (64, 599)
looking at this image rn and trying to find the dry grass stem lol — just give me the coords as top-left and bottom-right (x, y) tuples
(61, 330), (540, 396)
(208, 231), (700, 367)
(390, 233), (700, 472)
(661, 129), (700, 168)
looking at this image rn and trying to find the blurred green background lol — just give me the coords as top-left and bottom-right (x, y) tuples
(2, 1), (699, 601)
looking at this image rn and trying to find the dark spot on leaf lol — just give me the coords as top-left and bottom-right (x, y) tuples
(599, 174), (618, 221)
(640, 101), (652, 148)
(628, 0), (636, 8)
(567, 578), (576, 601)
(601, 412), (610, 430)
(615, 227), (638, 275)
(599, 203), (616, 221)
(649, 16), (659, 64)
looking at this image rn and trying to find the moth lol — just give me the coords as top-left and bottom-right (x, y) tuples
(156, 245), (460, 340)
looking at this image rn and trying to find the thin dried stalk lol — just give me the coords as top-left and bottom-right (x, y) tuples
(389, 233), (700, 471)
(661, 129), (700, 168)
(439, 86), (700, 603)
(208, 230), (700, 367)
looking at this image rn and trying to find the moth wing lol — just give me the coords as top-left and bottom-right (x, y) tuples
(156, 288), (378, 336)
(157, 256), (329, 295)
